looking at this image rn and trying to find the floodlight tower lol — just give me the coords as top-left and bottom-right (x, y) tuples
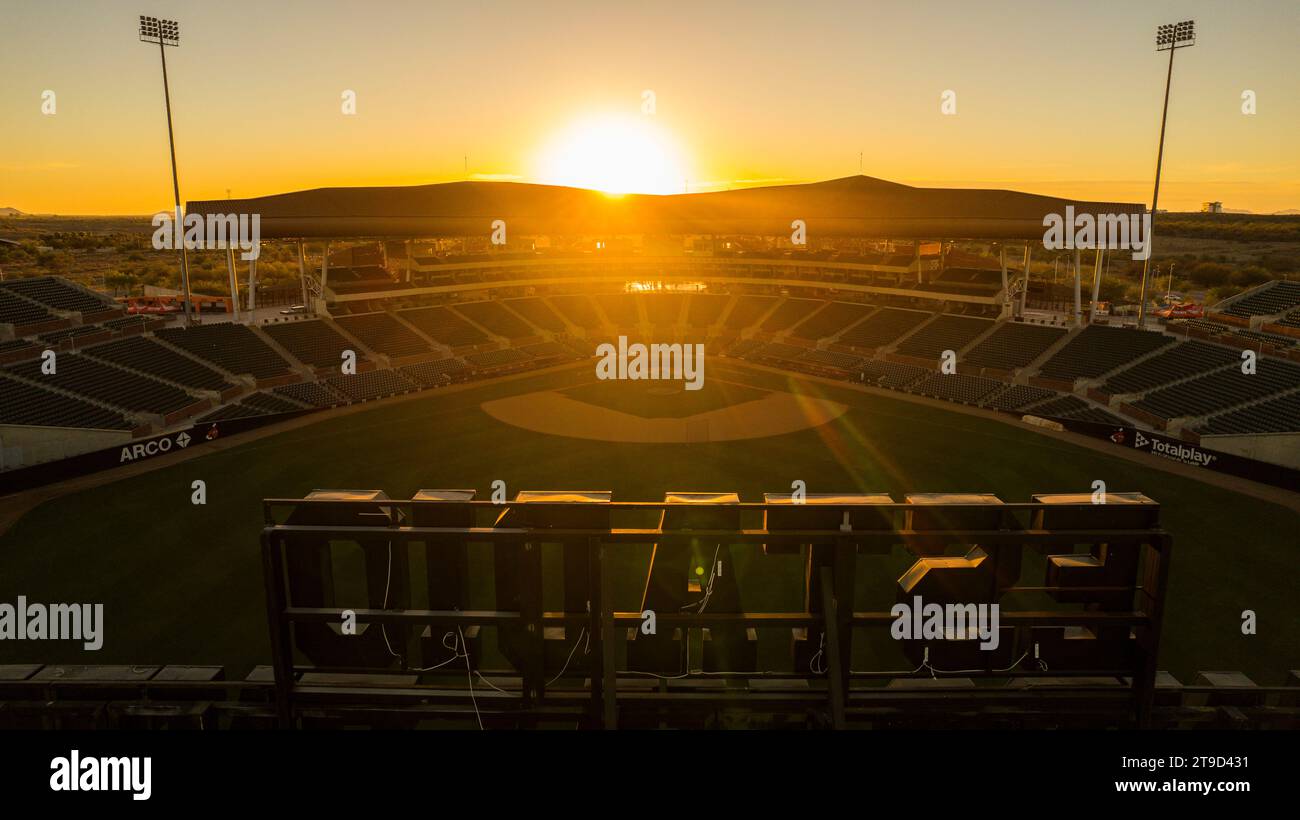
(139, 15), (195, 325)
(1137, 19), (1195, 329)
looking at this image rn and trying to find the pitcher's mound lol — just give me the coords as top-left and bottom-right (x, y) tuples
(481, 388), (848, 443)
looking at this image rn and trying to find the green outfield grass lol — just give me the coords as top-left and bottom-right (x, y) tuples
(1, 360), (1296, 683)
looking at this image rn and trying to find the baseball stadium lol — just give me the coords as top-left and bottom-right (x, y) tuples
(0, 175), (1297, 730)
(1, 4), (1298, 742)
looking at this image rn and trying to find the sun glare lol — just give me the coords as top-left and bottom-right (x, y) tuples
(536, 116), (686, 195)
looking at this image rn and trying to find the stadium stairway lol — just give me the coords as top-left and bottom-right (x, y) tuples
(954, 318), (1005, 360)
(741, 296), (793, 338)
(496, 300), (555, 340)
(707, 294), (740, 334)
(1020, 324), (1084, 383)
(821, 304), (879, 347)
(1081, 334), (1194, 392)
(538, 296), (588, 337)
(250, 324), (326, 380)
(583, 295), (616, 337)
(149, 332), (258, 391)
(880, 311), (943, 356)
(388, 310), (457, 358)
(318, 316), (387, 368)
(447, 303), (510, 345)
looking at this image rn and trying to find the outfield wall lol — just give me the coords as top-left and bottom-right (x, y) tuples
(0, 412), (308, 496)
(0, 425), (131, 471)
(1200, 432), (1300, 472)
(1040, 416), (1300, 493)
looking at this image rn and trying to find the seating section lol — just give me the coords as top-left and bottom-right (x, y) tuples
(1222, 281), (1300, 318)
(85, 336), (234, 392)
(760, 298), (823, 332)
(0, 373), (132, 429)
(202, 390), (304, 422)
(1201, 392), (1300, 435)
(0, 339), (37, 356)
(911, 373), (1004, 404)
(859, 360), (929, 389)
(895, 315), (994, 359)
(0, 277), (115, 314)
(1028, 395), (1126, 425)
(984, 384), (1057, 411)
(749, 342), (805, 362)
(243, 392), (302, 414)
(9, 275), (1300, 447)
(451, 300), (535, 339)
(1133, 359), (1300, 421)
(157, 323), (292, 379)
(685, 295), (730, 328)
(399, 358), (470, 387)
(518, 340), (572, 360)
(1101, 340), (1238, 395)
(643, 295), (686, 327)
(723, 295), (777, 329)
(0, 290), (56, 326)
(197, 403), (264, 423)
(964, 323), (1067, 371)
(790, 302), (872, 341)
(503, 298), (567, 333)
(799, 349), (865, 370)
(272, 381), (344, 407)
(921, 267), (1003, 295)
(334, 312), (432, 357)
(465, 348), (532, 369)
(1235, 328), (1296, 348)
(593, 294), (639, 327)
(839, 308), (929, 350)
(103, 315), (154, 333)
(1037, 326), (1174, 382)
(7, 354), (195, 414)
(397, 306), (489, 347)
(39, 326), (103, 344)
(263, 320), (361, 368)
(547, 295), (602, 330)
(324, 369), (417, 402)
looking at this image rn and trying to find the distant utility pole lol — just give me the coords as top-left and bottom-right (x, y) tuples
(138, 15), (195, 325)
(1137, 19), (1196, 329)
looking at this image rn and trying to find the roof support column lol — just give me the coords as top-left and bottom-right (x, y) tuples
(320, 241), (330, 292)
(225, 244), (241, 321)
(1019, 244), (1031, 317)
(914, 242), (922, 285)
(247, 250), (258, 312)
(1089, 249), (1105, 324)
(1072, 248), (1083, 326)
(405, 240), (412, 283)
(296, 239), (309, 312)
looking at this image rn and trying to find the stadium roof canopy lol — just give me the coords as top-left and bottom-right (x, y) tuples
(187, 175), (1144, 241)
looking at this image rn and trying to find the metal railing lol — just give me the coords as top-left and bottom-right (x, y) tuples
(257, 495), (1174, 729)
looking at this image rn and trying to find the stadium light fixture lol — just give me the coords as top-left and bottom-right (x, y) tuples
(1137, 19), (1194, 329)
(139, 15), (195, 325)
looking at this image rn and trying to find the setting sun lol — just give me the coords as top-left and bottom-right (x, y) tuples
(535, 115), (687, 195)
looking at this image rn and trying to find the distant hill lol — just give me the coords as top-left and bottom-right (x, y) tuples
(0, 207), (24, 216)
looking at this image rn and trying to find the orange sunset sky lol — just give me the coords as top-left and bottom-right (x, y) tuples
(1, 0), (1297, 215)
